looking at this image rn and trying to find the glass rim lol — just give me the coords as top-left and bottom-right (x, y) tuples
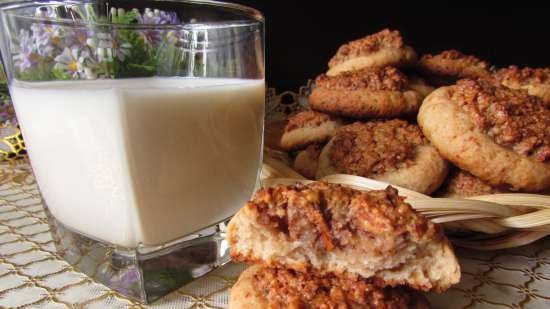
(0, 0), (264, 29)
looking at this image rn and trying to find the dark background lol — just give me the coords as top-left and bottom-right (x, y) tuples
(231, 2), (550, 90)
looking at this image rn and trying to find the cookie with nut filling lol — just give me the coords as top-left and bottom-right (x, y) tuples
(230, 265), (431, 309)
(228, 183), (460, 293)
(417, 50), (491, 86)
(327, 29), (417, 76)
(280, 110), (344, 150)
(316, 120), (448, 195)
(494, 65), (550, 107)
(418, 79), (550, 192)
(310, 67), (433, 119)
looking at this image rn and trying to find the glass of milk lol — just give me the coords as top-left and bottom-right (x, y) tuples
(0, 0), (264, 302)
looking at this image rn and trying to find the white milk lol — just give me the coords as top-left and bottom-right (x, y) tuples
(10, 77), (265, 247)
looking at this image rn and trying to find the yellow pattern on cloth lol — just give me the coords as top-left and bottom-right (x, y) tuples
(0, 125), (25, 162)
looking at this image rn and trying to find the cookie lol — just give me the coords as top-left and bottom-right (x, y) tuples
(309, 67), (433, 119)
(327, 29), (417, 76)
(418, 50), (491, 86)
(418, 79), (550, 192)
(280, 110), (343, 150)
(438, 169), (508, 198)
(316, 120), (448, 194)
(230, 265), (431, 309)
(438, 169), (550, 198)
(294, 144), (322, 179)
(228, 183), (460, 292)
(494, 65), (550, 107)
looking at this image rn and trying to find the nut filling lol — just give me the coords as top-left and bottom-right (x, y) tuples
(449, 79), (550, 162)
(316, 67), (409, 92)
(249, 183), (437, 254)
(444, 170), (506, 197)
(329, 29), (405, 68)
(495, 66), (550, 86)
(329, 120), (427, 176)
(255, 267), (426, 309)
(419, 50), (489, 78)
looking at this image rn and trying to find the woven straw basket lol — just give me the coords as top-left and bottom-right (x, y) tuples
(261, 83), (550, 251)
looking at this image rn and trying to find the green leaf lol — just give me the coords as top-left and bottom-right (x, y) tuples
(109, 29), (159, 78)
(14, 61), (56, 81)
(154, 38), (185, 76)
(51, 69), (73, 80)
(112, 10), (139, 25)
(122, 11), (139, 24)
(0, 63), (6, 81)
(0, 63), (8, 97)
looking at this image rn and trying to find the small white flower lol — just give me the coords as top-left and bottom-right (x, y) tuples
(87, 32), (131, 62)
(112, 40), (132, 61)
(87, 33), (113, 61)
(54, 47), (90, 78)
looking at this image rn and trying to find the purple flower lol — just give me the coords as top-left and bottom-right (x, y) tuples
(137, 8), (180, 25)
(158, 10), (180, 25)
(14, 30), (39, 71)
(65, 28), (93, 49)
(30, 22), (61, 57)
(137, 8), (160, 24)
(107, 267), (141, 297)
(12, 6), (183, 80)
(54, 47), (94, 79)
(136, 8), (181, 45)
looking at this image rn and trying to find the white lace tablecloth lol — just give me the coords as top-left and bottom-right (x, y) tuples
(0, 161), (549, 309)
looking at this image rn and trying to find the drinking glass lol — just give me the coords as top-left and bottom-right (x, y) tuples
(0, 0), (264, 302)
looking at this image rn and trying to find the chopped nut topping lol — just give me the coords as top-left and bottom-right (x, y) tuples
(248, 183), (438, 254)
(444, 170), (506, 197)
(255, 267), (426, 309)
(450, 79), (550, 162)
(495, 65), (550, 86)
(329, 29), (406, 68)
(419, 50), (490, 79)
(329, 120), (427, 176)
(316, 67), (409, 92)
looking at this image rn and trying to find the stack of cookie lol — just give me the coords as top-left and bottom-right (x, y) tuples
(279, 28), (550, 198)
(417, 51), (550, 196)
(280, 29), (448, 195)
(227, 182), (461, 308)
